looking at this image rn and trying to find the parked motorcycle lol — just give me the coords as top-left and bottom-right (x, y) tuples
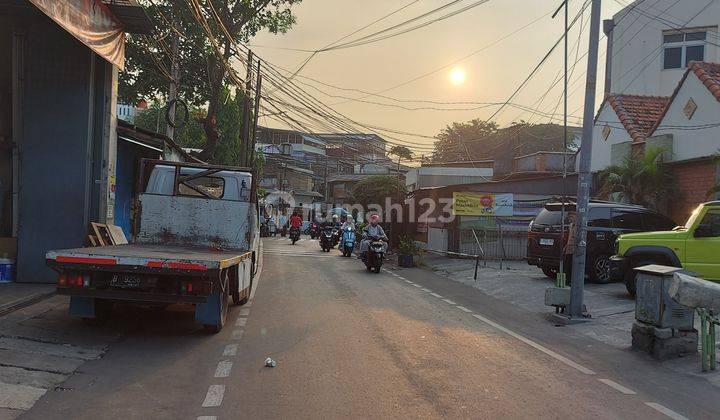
(320, 226), (334, 252)
(310, 222), (319, 239)
(364, 235), (386, 273)
(339, 227), (356, 257)
(289, 227), (300, 245)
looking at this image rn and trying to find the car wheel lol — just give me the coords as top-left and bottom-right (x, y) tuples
(590, 255), (612, 284)
(541, 267), (557, 279)
(624, 260), (653, 298)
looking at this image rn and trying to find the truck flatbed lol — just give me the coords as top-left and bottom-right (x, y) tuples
(47, 244), (252, 273)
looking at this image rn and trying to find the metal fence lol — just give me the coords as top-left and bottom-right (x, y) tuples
(458, 222), (528, 261)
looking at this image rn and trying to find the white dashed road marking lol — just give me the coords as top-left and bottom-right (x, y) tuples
(202, 385), (226, 407)
(644, 403), (690, 420)
(429, 293), (443, 299)
(239, 308), (251, 316)
(442, 298), (457, 305)
(456, 305), (473, 313)
(598, 378), (636, 395)
(231, 329), (244, 340)
(412, 284), (422, 288)
(214, 360), (233, 378)
(223, 343), (238, 357)
(197, 416), (217, 420)
(236, 317), (247, 327)
(421, 288), (432, 292)
(471, 313), (596, 375)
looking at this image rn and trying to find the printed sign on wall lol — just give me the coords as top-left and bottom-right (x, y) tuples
(452, 192), (513, 216)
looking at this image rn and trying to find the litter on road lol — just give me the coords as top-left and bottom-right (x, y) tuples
(265, 357), (277, 368)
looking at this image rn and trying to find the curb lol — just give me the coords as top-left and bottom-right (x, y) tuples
(0, 291), (56, 318)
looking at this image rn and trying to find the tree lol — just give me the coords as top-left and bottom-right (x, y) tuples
(389, 145), (412, 202)
(133, 101), (207, 149)
(598, 147), (674, 210)
(432, 119), (497, 162)
(350, 176), (407, 207)
(120, 0), (301, 162)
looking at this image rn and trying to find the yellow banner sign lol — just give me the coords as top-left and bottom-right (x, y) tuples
(452, 192), (513, 216)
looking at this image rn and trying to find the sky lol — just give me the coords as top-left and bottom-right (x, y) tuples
(250, 0), (627, 154)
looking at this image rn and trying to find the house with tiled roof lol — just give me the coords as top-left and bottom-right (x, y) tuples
(591, 61), (720, 222)
(590, 94), (671, 172)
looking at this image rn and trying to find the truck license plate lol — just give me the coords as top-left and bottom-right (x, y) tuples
(111, 274), (153, 289)
(539, 238), (554, 246)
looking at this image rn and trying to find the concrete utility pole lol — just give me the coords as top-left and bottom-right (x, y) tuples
(250, 60), (262, 169)
(240, 50), (254, 167)
(569, 0), (602, 319)
(164, 28), (180, 161)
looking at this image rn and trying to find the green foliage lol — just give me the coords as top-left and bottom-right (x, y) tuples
(432, 120), (573, 162)
(120, 0), (301, 160)
(350, 176), (407, 206)
(133, 101), (206, 148)
(390, 145), (413, 161)
(398, 235), (421, 256)
(598, 147), (674, 210)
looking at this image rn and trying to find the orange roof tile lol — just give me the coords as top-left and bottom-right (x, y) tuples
(604, 94), (670, 142)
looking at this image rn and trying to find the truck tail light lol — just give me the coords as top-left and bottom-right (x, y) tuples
(60, 274), (90, 287)
(58, 273), (68, 287)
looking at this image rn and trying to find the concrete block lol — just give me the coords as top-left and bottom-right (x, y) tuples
(631, 321), (698, 360)
(545, 287), (570, 307)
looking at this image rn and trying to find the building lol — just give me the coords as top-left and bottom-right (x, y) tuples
(0, 0), (152, 283)
(604, 0), (720, 97)
(117, 99), (147, 123)
(319, 133), (387, 162)
(406, 160), (494, 191)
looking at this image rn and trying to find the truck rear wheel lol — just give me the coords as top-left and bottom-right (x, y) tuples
(625, 260), (653, 298)
(204, 276), (229, 333)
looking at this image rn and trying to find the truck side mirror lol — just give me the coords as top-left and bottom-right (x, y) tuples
(694, 224), (714, 238)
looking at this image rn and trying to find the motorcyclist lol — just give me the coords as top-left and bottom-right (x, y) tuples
(339, 215), (356, 254)
(289, 211), (303, 233)
(359, 214), (387, 259)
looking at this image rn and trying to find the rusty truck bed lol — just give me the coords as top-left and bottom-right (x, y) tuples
(46, 244), (252, 273)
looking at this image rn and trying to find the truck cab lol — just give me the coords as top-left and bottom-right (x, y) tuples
(610, 201), (720, 297)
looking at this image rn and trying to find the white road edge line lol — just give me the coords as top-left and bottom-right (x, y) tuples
(471, 313), (595, 375)
(397, 276), (406, 280)
(456, 305), (473, 313)
(412, 284), (422, 288)
(197, 416), (217, 420)
(442, 298), (457, 305)
(644, 402), (690, 420)
(429, 293), (444, 298)
(223, 343), (238, 357)
(404, 280), (413, 284)
(214, 360), (233, 378)
(421, 288), (432, 293)
(598, 378), (636, 395)
(202, 385), (225, 407)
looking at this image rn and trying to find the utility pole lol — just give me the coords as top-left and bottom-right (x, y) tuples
(164, 26), (180, 161)
(569, 0), (602, 319)
(240, 50), (254, 167)
(250, 60), (262, 169)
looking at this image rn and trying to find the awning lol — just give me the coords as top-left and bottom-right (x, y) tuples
(27, 0), (127, 68)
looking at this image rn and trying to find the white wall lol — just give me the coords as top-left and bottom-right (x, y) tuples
(591, 103), (633, 172)
(609, 0), (720, 96)
(653, 71), (720, 161)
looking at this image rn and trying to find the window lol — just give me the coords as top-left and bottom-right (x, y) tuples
(588, 207), (611, 228)
(178, 176), (225, 199)
(663, 30), (707, 69)
(642, 212), (675, 231)
(611, 209), (643, 230)
(697, 210), (720, 237)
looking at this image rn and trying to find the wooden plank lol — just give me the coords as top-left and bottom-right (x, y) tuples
(106, 225), (128, 245)
(87, 235), (98, 247)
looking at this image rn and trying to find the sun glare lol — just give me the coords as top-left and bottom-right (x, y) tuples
(449, 67), (467, 86)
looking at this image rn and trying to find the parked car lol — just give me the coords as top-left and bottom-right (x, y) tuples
(527, 201), (676, 283)
(610, 201), (720, 297)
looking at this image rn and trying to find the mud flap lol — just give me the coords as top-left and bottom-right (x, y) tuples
(195, 289), (222, 326)
(69, 296), (96, 317)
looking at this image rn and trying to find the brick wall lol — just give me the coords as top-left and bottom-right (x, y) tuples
(667, 160), (719, 224)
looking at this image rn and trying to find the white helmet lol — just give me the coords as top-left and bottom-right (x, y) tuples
(332, 214), (339, 221)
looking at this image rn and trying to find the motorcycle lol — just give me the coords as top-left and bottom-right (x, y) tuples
(289, 227), (300, 245)
(310, 222), (319, 239)
(364, 235), (386, 273)
(319, 226), (334, 252)
(339, 227), (356, 257)
(331, 226), (341, 247)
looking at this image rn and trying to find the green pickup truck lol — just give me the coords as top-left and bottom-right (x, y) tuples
(610, 201), (720, 297)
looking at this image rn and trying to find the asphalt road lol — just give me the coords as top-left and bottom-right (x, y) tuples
(21, 237), (720, 419)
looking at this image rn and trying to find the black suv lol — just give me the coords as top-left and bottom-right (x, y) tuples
(526, 202), (675, 283)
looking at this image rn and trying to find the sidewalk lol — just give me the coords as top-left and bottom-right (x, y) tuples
(0, 283), (56, 317)
(411, 252), (720, 384)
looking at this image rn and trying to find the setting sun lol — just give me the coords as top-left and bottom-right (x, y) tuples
(449, 67), (467, 86)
